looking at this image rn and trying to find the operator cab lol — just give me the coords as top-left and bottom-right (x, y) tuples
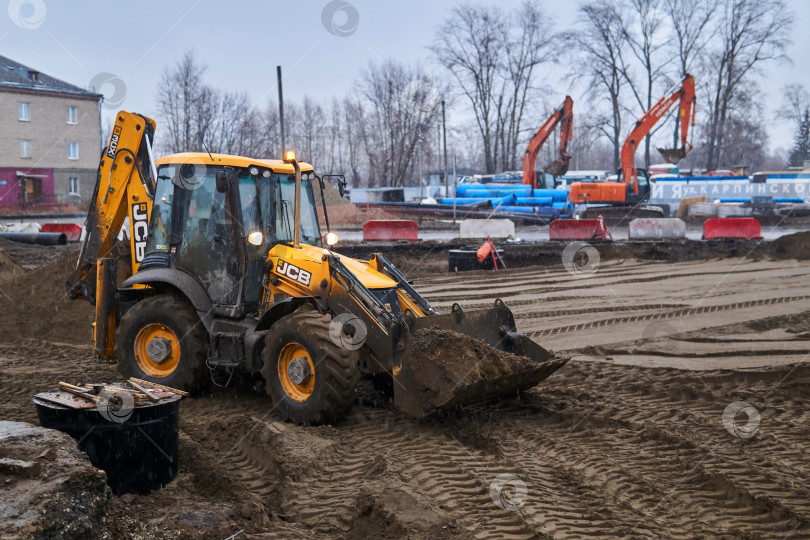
(141, 153), (322, 318)
(620, 167), (651, 203)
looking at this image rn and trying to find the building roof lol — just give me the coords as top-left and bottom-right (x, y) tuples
(0, 54), (101, 99)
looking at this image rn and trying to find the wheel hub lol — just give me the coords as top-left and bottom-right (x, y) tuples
(146, 336), (173, 364)
(287, 356), (312, 386)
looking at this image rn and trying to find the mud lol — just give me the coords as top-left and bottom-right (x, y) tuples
(0, 247), (93, 345)
(0, 421), (110, 539)
(0, 245), (24, 284)
(408, 328), (536, 410)
(1, 237), (809, 538)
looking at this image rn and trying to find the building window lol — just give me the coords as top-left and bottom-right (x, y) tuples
(68, 142), (78, 160)
(18, 102), (30, 121)
(69, 177), (79, 196)
(67, 106), (77, 124)
(20, 140), (31, 158)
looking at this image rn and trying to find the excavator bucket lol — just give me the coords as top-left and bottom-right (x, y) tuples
(392, 299), (569, 417)
(544, 159), (569, 177)
(658, 147), (687, 164)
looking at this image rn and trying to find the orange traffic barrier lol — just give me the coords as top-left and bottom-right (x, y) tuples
(363, 220), (418, 241)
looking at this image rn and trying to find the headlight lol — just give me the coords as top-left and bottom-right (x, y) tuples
(250, 167), (259, 176)
(325, 232), (339, 246)
(247, 231), (264, 246)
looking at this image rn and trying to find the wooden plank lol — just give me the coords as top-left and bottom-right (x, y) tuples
(129, 377), (189, 397)
(128, 379), (161, 402)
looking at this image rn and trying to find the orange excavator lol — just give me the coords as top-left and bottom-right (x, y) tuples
(522, 96), (573, 189)
(569, 74), (696, 220)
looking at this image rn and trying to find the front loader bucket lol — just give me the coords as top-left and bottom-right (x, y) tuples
(392, 299), (569, 417)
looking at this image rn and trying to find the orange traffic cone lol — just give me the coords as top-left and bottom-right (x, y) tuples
(593, 215), (612, 240)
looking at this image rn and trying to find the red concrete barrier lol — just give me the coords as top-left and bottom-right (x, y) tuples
(703, 218), (762, 240)
(41, 222), (83, 242)
(363, 220), (418, 241)
(549, 217), (611, 241)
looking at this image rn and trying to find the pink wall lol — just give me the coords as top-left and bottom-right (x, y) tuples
(0, 167), (54, 206)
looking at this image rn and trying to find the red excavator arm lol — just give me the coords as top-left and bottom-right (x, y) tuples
(522, 96), (574, 188)
(622, 74), (695, 194)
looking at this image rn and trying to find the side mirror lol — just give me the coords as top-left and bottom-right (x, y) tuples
(215, 169), (231, 193)
(322, 174), (348, 198)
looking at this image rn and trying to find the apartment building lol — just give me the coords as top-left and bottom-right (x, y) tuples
(0, 54), (101, 209)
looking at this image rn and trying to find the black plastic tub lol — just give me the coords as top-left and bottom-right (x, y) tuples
(34, 393), (181, 495)
(448, 248), (505, 272)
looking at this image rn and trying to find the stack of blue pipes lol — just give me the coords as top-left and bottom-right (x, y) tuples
(438, 183), (569, 217)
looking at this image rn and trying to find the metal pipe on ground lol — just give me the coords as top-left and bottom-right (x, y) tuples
(0, 232), (68, 245)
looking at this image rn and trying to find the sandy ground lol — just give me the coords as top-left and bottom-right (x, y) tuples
(0, 239), (808, 538)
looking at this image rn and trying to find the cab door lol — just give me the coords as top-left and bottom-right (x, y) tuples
(172, 167), (243, 312)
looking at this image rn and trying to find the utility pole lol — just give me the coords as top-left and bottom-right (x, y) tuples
(442, 100), (448, 197)
(452, 154), (457, 224)
(418, 134), (424, 199)
(277, 66), (286, 154)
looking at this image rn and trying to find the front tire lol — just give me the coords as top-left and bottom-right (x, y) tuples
(262, 308), (360, 425)
(114, 295), (208, 393)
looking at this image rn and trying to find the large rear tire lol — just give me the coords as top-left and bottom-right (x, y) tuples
(262, 308), (360, 425)
(114, 295), (208, 393)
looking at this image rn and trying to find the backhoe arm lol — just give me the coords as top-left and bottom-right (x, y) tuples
(621, 74), (695, 194)
(67, 111), (156, 362)
(522, 96), (573, 187)
(68, 111), (157, 304)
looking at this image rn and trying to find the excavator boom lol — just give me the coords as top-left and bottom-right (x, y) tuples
(522, 96), (574, 188)
(622, 74), (695, 194)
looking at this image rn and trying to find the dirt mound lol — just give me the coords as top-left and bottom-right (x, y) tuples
(0, 236), (79, 269)
(313, 177), (352, 207)
(0, 251), (93, 345)
(0, 421), (110, 539)
(407, 328), (538, 411)
(766, 230), (810, 260)
(0, 246), (23, 284)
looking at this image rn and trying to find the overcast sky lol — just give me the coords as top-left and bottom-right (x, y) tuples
(3, 0), (809, 153)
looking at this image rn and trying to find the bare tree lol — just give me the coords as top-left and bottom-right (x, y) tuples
(777, 83), (810, 128)
(155, 51), (210, 153)
(664, 0), (715, 146)
(432, 4), (504, 173)
(432, 2), (555, 174)
(498, 1), (555, 171)
(703, 0), (792, 171)
(342, 96), (365, 186)
(356, 60), (441, 187)
(564, 2), (628, 170)
(620, 0), (670, 168)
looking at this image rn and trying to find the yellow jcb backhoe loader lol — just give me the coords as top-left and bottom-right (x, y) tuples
(67, 111), (568, 424)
